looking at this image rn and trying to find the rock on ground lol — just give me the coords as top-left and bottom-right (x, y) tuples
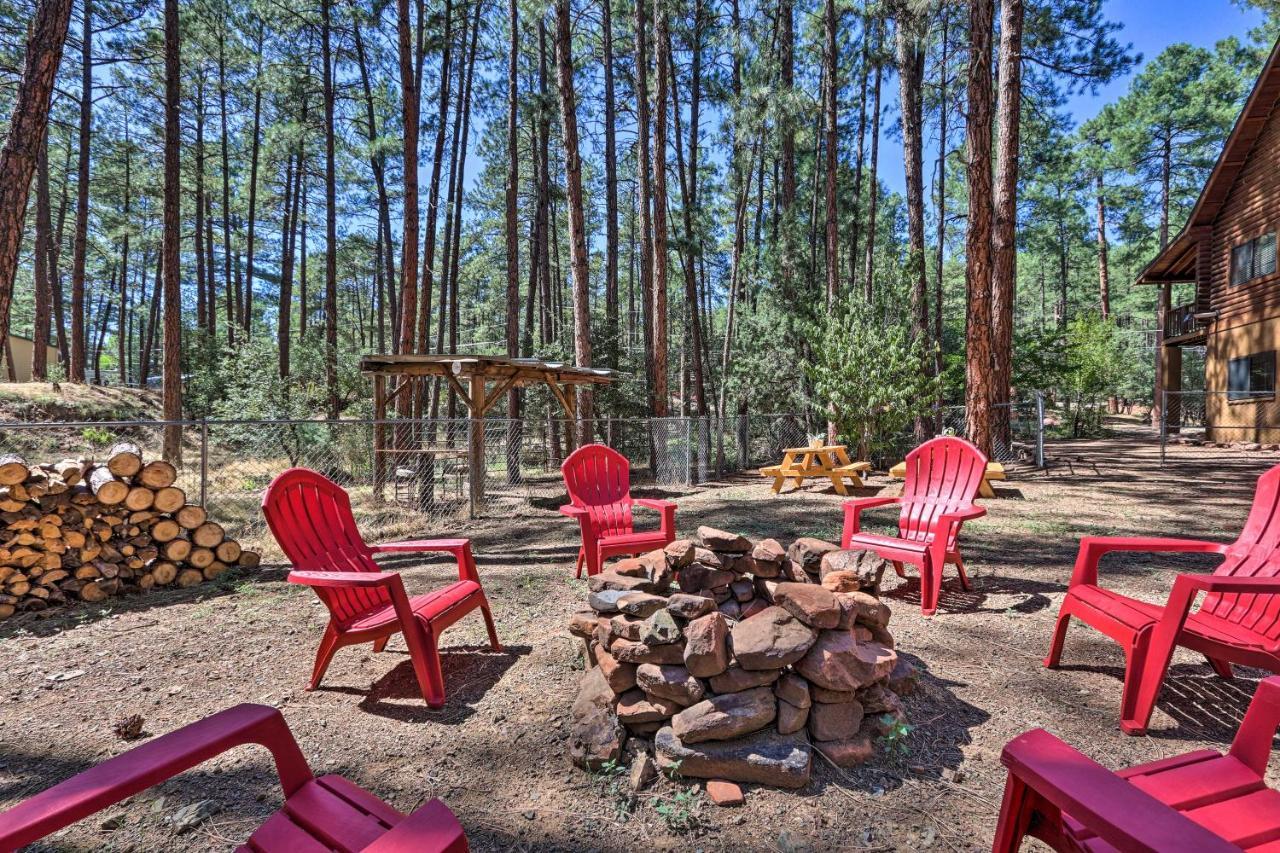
(654, 726), (812, 788)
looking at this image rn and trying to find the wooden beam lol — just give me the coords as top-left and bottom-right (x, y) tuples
(468, 373), (486, 518)
(479, 374), (519, 416)
(443, 372), (472, 410)
(373, 374), (386, 505)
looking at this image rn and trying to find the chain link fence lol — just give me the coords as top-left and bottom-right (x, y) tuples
(0, 402), (1046, 546)
(1161, 390), (1280, 478)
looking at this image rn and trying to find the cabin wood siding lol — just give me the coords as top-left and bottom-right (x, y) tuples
(1209, 92), (1280, 324)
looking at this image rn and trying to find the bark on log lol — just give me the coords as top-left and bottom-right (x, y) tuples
(105, 442), (143, 477)
(88, 468), (128, 505)
(0, 454), (28, 486)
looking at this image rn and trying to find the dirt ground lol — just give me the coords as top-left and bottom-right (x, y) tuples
(3, 423), (1278, 852)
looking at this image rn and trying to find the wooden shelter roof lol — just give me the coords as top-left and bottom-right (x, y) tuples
(359, 354), (616, 386)
(1138, 37), (1280, 284)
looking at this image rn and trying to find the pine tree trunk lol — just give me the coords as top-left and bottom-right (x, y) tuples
(117, 133), (131, 384)
(161, 0), (183, 462)
(964, 0), (996, 457)
(634, 0), (656, 416)
(897, 2), (929, 438)
(353, 20), (397, 355)
(778, 0), (795, 301)
(244, 23), (263, 340)
(218, 31), (234, 347)
(603, 0), (619, 371)
(32, 127), (52, 380)
(0, 0), (70, 367)
(419, 0), (455, 368)
(848, 13), (870, 296)
(822, 0), (838, 307)
(396, 0), (420, 366)
(862, 34), (882, 302)
(194, 77), (207, 333)
(505, 0), (521, 455)
(651, 0), (670, 418)
(1097, 173), (1110, 319)
(991, 0), (1023, 441)
(69, 0), (91, 382)
(322, 0), (338, 419)
(278, 150), (294, 378)
(934, 9), (950, 428)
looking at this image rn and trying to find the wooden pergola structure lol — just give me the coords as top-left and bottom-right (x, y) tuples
(361, 354), (615, 516)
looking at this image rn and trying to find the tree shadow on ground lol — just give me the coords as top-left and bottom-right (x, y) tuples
(315, 644), (532, 725)
(0, 565), (290, 640)
(1048, 661), (1264, 745)
(805, 652), (991, 799)
(877, 572), (1059, 616)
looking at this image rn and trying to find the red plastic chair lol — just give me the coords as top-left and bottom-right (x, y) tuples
(559, 444), (677, 578)
(992, 676), (1280, 852)
(262, 468), (501, 709)
(840, 436), (988, 615)
(0, 703), (468, 852)
(1045, 464), (1280, 734)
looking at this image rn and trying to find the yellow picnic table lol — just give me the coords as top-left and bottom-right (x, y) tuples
(888, 459), (1006, 498)
(758, 444), (872, 496)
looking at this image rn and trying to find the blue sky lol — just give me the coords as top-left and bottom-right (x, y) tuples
(875, 0), (1266, 196)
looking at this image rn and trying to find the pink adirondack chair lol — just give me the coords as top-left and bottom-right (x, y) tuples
(840, 436), (989, 616)
(0, 703), (468, 852)
(262, 468), (501, 709)
(1044, 463), (1280, 734)
(560, 444), (677, 578)
(992, 675), (1280, 852)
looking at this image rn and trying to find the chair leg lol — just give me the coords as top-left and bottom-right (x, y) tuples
(1119, 627), (1162, 735)
(918, 557), (940, 617)
(372, 637), (389, 653)
(478, 594), (503, 653)
(1043, 606), (1073, 669)
(586, 543), (604, 578)
(407, 619), (447, 709)
(991, 773), (1033, 853)
(574, 547), (585, 580)
(1206, 655), (1234, 680)
(309, 623), (342, 691)
(951, 553), (972, 591)
(892, 561), (907, 578)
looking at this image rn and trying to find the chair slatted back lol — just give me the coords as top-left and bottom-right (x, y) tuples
(898, 437), (989, 542)
(262, 468), (390, 626)
(1203, 466), (1280, 641)
(561, 444), (636, 539)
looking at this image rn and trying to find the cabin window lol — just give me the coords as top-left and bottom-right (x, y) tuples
(1231, 232), (1277, 285)
(1228, 352), (1276, 401)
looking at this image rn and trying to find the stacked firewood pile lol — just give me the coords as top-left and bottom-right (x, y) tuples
(0, 442), (259, 619)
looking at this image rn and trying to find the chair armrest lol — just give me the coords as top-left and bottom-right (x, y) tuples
(0, 705), (313, 851)
(1069, 536), (1228, 587)
(841, 497), (902, 546)
(361, 798), (468, 853)
(559, 504), (589, 519)
(369, 538), (469, 555)
(634, 498), (677, 511)
(288, 570), (400, 589)
(1001, 728), (1238, 852)
(1230, 676), (1280, 775)
(940, 504), (986, 522)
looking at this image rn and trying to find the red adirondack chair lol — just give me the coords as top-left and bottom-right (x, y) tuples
(1044, 464), (1280, 734)
(840, 436), (989, 616)
(0, 703), (467, 852)
(262, 468), (501, 709)
(560, 444), (677, 578)
(992, 675), (1280, 852)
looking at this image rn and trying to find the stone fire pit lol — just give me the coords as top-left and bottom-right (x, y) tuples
(567, 527), (914, 791)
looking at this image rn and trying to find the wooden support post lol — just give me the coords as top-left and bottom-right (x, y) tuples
(547, 380), (578, 454)
(468, 373), (486, 518)
(373, 374), (386, 504)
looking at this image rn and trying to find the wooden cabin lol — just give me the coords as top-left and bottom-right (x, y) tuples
(1139, 38), (1280, 440)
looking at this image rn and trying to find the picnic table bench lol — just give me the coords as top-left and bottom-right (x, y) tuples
(889, 459), (1006, 498)
(759, 444), (871, 496)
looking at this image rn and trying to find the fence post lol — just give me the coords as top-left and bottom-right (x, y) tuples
(1035, 392), (1045, 468)
(685, 418), (693, 486)
(1160, 389), (1167, 466)
(737, 408), (749, 470)
(199, 419), (209, 507)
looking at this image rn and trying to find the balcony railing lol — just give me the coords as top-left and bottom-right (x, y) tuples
(1164, 303), (1204, 340)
